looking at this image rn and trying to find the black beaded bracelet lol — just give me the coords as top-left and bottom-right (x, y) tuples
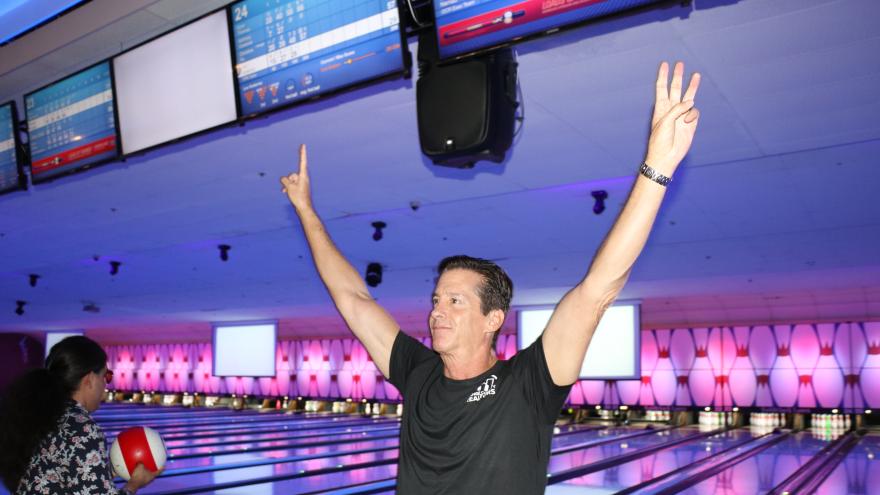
(639, 162), (671, 187)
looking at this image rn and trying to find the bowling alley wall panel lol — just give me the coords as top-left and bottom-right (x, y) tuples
(102, 320), (879, 411)
(568, 321), (880, 411)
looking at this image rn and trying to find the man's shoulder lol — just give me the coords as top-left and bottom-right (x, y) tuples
(394, 331), (438, 361)
(506, 337), (542, 368)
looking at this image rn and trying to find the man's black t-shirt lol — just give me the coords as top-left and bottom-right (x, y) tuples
(389, 331), (572, 494)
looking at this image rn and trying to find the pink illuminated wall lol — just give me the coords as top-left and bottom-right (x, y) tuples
(103, 321), (878, 411)
(105, 334), (520, 401)
(568, 321), (880, 411)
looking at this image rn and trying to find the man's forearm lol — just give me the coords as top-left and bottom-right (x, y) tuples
(584, 175), (667, 296)
(296, 206), (371, 301)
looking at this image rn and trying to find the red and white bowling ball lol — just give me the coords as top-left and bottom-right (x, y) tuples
(109, 426), (167, 480)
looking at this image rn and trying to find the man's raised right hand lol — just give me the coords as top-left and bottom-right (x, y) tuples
(280, 144), (312, 212)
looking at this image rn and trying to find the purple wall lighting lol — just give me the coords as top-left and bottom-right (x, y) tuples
(103, 334), (522, 400)
(568, 321), (879, 411)
(102, 321), (878, 411)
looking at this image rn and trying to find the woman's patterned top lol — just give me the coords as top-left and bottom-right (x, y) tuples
(17, 401), (121, 495)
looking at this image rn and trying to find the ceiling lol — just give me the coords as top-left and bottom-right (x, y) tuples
(0, 0), (878, 343)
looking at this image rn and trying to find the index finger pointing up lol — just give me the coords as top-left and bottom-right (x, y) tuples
(299, 144), (308, 174)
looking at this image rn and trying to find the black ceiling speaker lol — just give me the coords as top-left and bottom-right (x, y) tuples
(365, 263), (383, 288)
(416, 31), (518, 168)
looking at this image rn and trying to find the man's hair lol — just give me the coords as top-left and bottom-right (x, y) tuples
(436, 255), (514, 345)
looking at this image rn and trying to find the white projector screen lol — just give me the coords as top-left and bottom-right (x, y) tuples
(114, 9), (237, 154)
(518, 301), (640, 379)
(213, 322), (276, 377)
(45, 331), (85, 359)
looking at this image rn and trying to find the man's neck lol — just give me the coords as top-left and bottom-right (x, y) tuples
(440, 349), (498, 380)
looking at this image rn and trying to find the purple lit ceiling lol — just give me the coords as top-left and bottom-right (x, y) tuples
(0, 0), (878, 341)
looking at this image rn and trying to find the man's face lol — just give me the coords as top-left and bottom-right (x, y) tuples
(429, 269), (497, 354)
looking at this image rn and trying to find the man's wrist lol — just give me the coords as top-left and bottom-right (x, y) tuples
(638, 162), (672, 187)
(294, 202), (317, 218)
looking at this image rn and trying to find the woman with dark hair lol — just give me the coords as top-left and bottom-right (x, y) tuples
(0, 336), (160, 494)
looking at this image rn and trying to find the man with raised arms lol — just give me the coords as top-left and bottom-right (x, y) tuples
(281, 61), (700, 494)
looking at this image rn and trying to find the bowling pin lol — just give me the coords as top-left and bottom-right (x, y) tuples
(709, 328), (735, 407)
(750, 326), (777, 407)
(653, 330), (677, 407)
(862, 322), (880, 408)
(690, 328), (716, 407)
(769, 325), (798, 408)
(729, 326), (757, 408)
(640, 331), (659, 407)
(790, 325), (820, 408)
(813, 324), (845, 409)
(670, 328), (696, 407)
(836, 323), (867, 410)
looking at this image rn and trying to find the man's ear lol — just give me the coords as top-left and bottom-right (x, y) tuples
(485, 309), (505, 334)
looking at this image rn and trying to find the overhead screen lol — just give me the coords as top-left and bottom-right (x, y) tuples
(0, 0), (87, 45)
(0, 102), (23, 194)
(518, 302), (640, 379)
(45, 331), (85, 359)
(434, 0), (661, 59)
(114, 9), (237, 155)
(213, 322), (277, 377)
(231, 0), (406, 116)
(24, 62), (118, 182)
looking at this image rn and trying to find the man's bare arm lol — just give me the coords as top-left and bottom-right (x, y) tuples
(281, 145), (399, 378)
(542, 62), (702, 386)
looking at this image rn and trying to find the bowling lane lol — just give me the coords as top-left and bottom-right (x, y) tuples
(94, 405), (256, 418)
(96, 409), (271, 424)
(100, 411), (350, 431)
(165, 428), (400, 459)
(106, 417), (400, 442)
(143, 445), (401, 494)
(331, 426), (685, 495)
(140, 422), (614, 493)
(677, 430), (833, 494)
(100, 413), (366, 436)
(547, 427), (763, 493)
(209, 463), (399, 495)
(546, 426), (704, 475)
(815, 431), (880, 495)
(161, 423), (401, 449)
(161, 422), (602, 469)
(162, 424), (642, 494)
